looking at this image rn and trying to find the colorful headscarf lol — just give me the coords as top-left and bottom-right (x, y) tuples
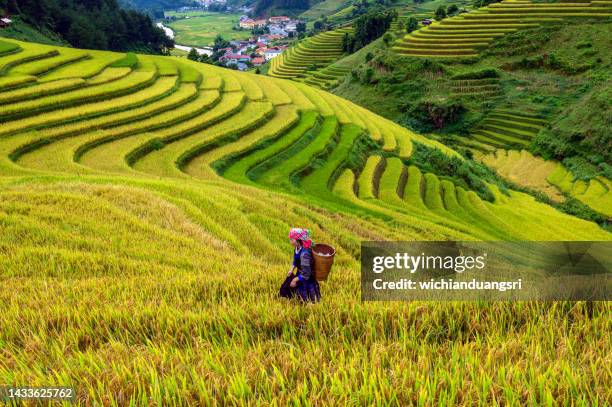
(289, 227), (312, 249)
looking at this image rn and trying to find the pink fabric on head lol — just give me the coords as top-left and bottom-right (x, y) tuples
(289, 227), (312, 248)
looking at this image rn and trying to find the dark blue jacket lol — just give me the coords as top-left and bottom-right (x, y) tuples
(293, 247), (314, 282)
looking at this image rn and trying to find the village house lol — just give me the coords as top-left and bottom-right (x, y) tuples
(268, 16), (290, 24)
(251, 57), (265, 66)
(220, 53), (251, 67)
(268, 25), (287, 36)
(0, 17), (12, 28)
(264, 47), (285, 61)
(239, 18), (266, 29)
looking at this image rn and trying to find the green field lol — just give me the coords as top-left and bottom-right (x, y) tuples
(300, 0), (352, 19)
(165, 12), (246, 47)
(0, 37), (610, 405)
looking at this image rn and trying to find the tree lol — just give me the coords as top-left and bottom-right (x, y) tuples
(213, 35), (230, 52)
(382, 33), (392, 46)
(342, 32), (354, 53)
(187, 48), (199, 61)
(407, 17), (418, 33)
(435, 5), (447, 20)
(350, 9), (397, 52)
(7, 0), (19, 13)
(474, 0), (500, 7)
(313, 20), (323, 30)
(296, 21), (306, 33)
(447, 4), (459, 15)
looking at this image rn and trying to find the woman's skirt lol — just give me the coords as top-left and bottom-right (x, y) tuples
(279, 275), (321, 303)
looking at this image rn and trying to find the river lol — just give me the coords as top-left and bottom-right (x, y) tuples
(156, 22), (213, 57)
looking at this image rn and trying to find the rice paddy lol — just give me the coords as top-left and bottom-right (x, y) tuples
(479, 149), (611, 218)
(468, 109), (546, 149)
(268, 27), (353, 89)
(164, 12), (245, 47)
(0, 37), (610, 405)
(393, 0), (612, 58)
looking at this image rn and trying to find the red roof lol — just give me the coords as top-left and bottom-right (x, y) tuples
(222, 54), (250, 60)
(252, 57), (265, 65)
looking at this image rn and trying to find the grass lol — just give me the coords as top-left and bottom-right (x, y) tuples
(0, 37), (610, 405)
(300, 0), (351, 19)
(165, 12), (245, 47)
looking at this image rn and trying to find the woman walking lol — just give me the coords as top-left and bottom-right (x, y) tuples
(279, 228), (321, 303)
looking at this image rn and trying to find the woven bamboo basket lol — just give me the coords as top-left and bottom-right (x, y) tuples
(313, 243), (335, 281)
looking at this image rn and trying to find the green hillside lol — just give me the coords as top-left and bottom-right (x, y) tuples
(393, 0), (612, 58)
(0, 37), (610, 404)
(332, 13), (611, 220)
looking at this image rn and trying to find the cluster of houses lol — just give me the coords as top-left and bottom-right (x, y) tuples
(238, 15), (302, 37)
(217, 35), (288, 70)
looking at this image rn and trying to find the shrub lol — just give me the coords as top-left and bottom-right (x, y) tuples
(434, 5), (447, 20)
(452, 68), (499, 80)
(406, 17), (418, 33)
(401, 99), (466, 131)
(407, 142), (497, 202)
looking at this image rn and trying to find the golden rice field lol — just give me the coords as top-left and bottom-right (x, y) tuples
(0, 38), (611, 405)
(479, 149), (612, 218)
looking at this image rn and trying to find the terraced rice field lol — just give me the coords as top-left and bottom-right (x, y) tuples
(303, 64), (352, 89)
(389, 0), (472, 32)
(548, 164), (612, 218)
(1, 38), (611, 404)
(469, 109), (546, 149)
(451, 77), (502, 97)
(393, 0), (612, 57)
(268, 27), (353, 88)
(479, 149), (612, 218)
(478, 149), (565, 201)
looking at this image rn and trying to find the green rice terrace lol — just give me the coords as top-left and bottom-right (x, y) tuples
(393, 0), (612, 57)
(268, 27), (353, 88)
(469, 109), (546, 149)
(389, 0), (473, 31)
(0, 36), (611, 404)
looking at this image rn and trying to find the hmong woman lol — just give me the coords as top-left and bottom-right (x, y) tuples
(279, 228), (321, 303)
